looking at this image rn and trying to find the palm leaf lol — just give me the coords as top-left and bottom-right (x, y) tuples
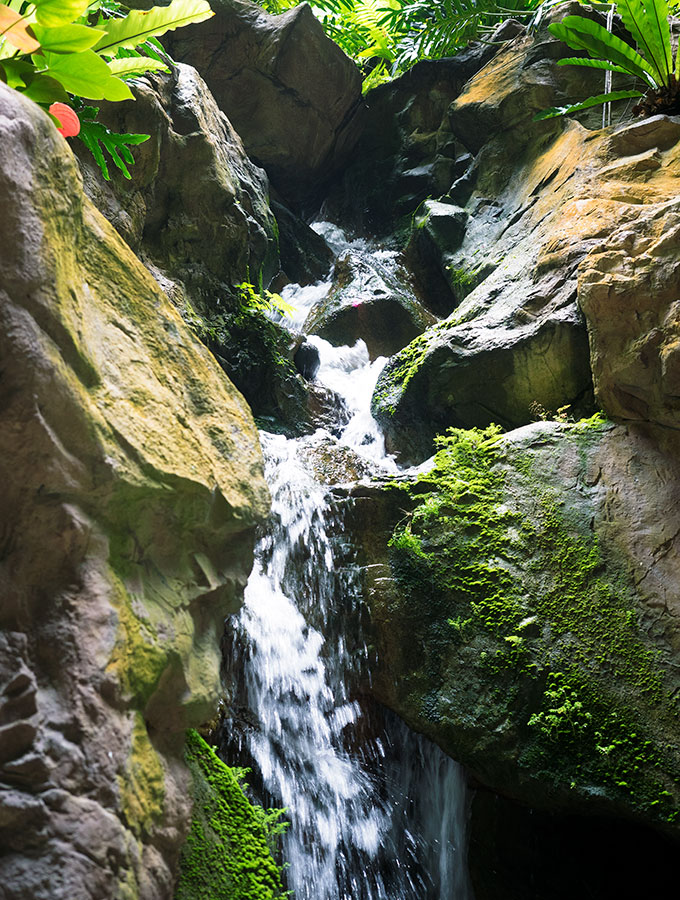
(106, 56), (169, 77)
(93, 0), (213, 56)
(533, 88), (643, 120)
(617, 0), (671, 84)
(556, 56), (632, 75)
(550, 18), (656, 86)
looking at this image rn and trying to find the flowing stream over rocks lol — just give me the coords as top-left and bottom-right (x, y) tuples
(221, 227), (472, 899)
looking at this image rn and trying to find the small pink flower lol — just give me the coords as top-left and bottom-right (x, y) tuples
(48, 103), (80, 138)
(351, 300), (362, 308)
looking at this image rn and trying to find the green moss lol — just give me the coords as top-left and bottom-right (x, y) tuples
(107, 574), (167, 707)
(175, 730), (288, 900)
(119, 712), (166, 837)
(371, 331), (430, 418)
(445, 264), (479, 304)
(387, 420), (680, 822)
(372, 319), (454, 418)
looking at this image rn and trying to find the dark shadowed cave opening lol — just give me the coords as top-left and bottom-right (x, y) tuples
(468, 789), (679, 900)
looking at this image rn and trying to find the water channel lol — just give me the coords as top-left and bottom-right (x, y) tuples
(222, 226), (472, 900)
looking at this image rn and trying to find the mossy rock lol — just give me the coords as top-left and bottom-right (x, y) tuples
(366, 418), (680, 834)
(175, 730), (287, 900)
(371, 304), (594, 464)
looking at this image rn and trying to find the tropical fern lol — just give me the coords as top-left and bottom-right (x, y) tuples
(252, 0), (538, 86)
(77, 106), (150, 178)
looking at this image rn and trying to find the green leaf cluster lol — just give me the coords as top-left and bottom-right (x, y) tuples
(537, 0), (680, 120)
(0, 0), (213, 176)
(76, 103), (150, 178)
(253, 0), (540, 90)
(237, 281), (295, 319)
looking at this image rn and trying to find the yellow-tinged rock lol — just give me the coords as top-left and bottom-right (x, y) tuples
(0, 82), (268, 899)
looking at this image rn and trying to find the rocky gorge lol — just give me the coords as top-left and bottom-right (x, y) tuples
(2, 0), (680, 898)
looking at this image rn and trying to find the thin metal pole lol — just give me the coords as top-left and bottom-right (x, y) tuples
(603, 3), (615, 127)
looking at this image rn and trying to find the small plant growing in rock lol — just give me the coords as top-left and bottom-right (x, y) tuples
(237, 281), (296, 319)
(0, 0), (213, 177)
(537, 0), (680, 119)
(528, 672), (593, 740)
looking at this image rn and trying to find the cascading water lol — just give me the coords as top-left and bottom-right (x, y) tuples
(222, 226), (472, 899)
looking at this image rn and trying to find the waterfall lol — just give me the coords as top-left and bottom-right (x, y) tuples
(221, 227), (472, 899)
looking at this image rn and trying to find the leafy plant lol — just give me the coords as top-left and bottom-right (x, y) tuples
(237, 281), (295, 319)
(253, 0), (539, 89)
(0, 0), (213, 177)
(536, 0), (680, 120)
(76, 102), (149, 177)
(383, 0), (540, 73)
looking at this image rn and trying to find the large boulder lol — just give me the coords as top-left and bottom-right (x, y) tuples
(166, 0), (364, 208)
(576, 116), (680, 430)
(351, 419), (680, 837)
(304, 249), (435, 359)
(78, 63), (279, 296)
(0, 83), (268, 900)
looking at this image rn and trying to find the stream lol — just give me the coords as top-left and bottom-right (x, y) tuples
(221, 226), (472, 899)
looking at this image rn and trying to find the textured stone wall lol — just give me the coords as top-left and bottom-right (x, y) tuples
(0, 84), (268, 900)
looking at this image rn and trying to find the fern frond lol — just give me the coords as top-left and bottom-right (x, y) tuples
(77, 117), (150, 179)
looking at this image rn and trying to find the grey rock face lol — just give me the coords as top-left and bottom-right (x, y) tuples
(323, 37), (507, 236)
(0, 83), (268, 900)
(78, 64), (319, 432)
(78, 63), (279, 296)
(166, 0), (364, 207)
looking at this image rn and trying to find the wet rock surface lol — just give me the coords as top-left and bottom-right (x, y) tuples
(322, 29), (514, 237)
(0, 84), (268, 900)
(304, 249), (435, 360)
(357, 420), (680, 835)
(271, 196), (334, 287)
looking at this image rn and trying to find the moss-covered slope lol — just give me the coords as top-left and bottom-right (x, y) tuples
(367, 418), (680, 833)
(176, 731), (286, 900)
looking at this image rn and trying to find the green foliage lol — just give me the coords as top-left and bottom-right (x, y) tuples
(237, 281), (295, 319)
(92, 0), (213, 55)
(253, 0), (539, 87)
(176, 730), (288, 900)
(76, 103), (149, 178)
(383, 0), (540, 73)
(537, 0), (680, 120)
(0, 0), (212, 176)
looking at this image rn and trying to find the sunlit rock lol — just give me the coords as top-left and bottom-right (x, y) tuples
(0, 83), (268, 900)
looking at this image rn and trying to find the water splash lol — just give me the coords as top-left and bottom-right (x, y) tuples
(223, 226), (472, 899)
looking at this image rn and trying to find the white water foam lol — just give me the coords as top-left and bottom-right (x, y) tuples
(223, 225), (472, 899)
